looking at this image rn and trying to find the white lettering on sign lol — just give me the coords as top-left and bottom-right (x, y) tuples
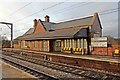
(91, 42), (107, 47)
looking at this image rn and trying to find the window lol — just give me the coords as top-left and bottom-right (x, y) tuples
(64, 40), (66, 48)
(70, 39), (72, 48)
(80, 39), (87, 49)
(22, 41), (25, 47)
(14, 40), (18, 45)
(28, 41), (30, 48)
(67, 39), (70, 47)
(20, 41), (25, 48)
(56, 40), (61, 47)
(64, 39), (74, 48)
(81, 39), (83, 48)
(34, 41), (38, 48)
(77, 39), (81, 48)
(71, 39), (74, 48)
(42, 40), (47, 51)
(84, 39), (87, 48)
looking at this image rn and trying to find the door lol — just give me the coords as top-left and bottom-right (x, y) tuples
(55, 40), (61, 52)
(49, 40), (54, 52)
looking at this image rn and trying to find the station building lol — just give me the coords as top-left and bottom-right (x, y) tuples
(14, 13), (103, 55)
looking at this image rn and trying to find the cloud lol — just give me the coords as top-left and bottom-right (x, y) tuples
(0, 1), (119, 39)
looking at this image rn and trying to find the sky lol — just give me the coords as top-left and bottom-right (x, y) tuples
(0, 0), (119, 40)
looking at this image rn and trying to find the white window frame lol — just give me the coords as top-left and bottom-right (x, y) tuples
(67, 39), (70, 47)
(84, 39), (87, 48)
(28, 41), (30, 47)
(64, 40), (66, 48)
(70, 39), (72, 48)
(34, 41), (38, 48)
(72, 39), (74, 48)
(77, 39), (81, 48)
(42, 40), (47, 51)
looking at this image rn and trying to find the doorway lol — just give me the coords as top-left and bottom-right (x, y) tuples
(49, 40), (54, 52)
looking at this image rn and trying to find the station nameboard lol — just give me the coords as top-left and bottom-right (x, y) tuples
(91, 42), (107, 47)
(91, 37), (107, 42)
(91, 37), (107, 47)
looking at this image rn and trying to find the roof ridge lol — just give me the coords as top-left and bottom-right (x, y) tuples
(56, 16), (93, 24)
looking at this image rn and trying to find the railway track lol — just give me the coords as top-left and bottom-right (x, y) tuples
(1, 56), (58, 80)
(1, 52), (87, 80)
(1, 51), (120, 80)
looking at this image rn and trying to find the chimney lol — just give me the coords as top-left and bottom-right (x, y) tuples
(33, 19), (37, 28)
(94, 12), (98, 16)
(45, 15), (49, 22)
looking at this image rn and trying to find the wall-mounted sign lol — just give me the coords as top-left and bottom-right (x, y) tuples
(91, 37), (108, 47)
(91, 42), (107, 47)
(91, 37), (107, 42)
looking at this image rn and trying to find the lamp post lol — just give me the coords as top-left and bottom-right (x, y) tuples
(0, 22), (13, 48)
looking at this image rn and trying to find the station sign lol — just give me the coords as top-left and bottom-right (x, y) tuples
(91, 37), (107, 42)
(91, 37), (107, 47)
(91, 42), (107, 47)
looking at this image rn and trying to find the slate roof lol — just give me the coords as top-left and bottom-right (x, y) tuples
(17, 26), (88, 40)
(41, 21), (55, 30)
(24, 28), (34, 35)
(15, 15), (94, 40)
(22, 22), (55, 36)
(52, 16), (93, 30)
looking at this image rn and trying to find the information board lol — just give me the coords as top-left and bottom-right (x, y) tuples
(91, 37), (107, 47)
(91, 37), (107, 42)
(91, 42), (107, 47)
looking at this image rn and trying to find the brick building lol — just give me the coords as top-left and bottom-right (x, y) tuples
(14, 13), (102, 55)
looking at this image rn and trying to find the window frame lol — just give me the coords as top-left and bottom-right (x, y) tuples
(34, 41), (38, 48)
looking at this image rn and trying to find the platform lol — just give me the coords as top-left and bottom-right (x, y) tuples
(5, 48), (120, 64)
(0, 60), (36, 79)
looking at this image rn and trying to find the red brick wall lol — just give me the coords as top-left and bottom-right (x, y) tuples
(38, 41), (42, 51)
(24, 40), (49, 52)
(14, 19), (48, 49)
(25, 41), (28, 47)
(14, 40), (21, 49)
(92, 45), (120, 56)
(34, 20), (46, 34)
(14, 40), (49, 52)
(92, 47), (108, 56)
(50, 56), (120, 74)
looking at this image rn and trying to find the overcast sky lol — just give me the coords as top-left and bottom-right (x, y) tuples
(0, 0), (119, 40)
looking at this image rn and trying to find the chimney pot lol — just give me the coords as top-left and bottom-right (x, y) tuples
(45, 15), (49, 22)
